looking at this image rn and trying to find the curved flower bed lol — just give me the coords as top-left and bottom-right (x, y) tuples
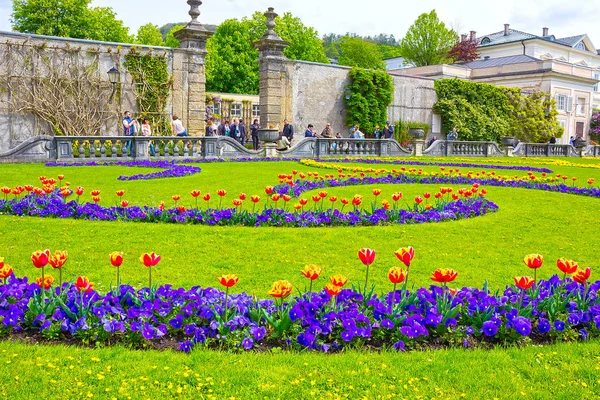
(275, 174), (600, 199)
(46, 161), (202, 181)
(0, 192), (498, 227)
(0, 269), (597, 353)
(313, 158), (554, 173)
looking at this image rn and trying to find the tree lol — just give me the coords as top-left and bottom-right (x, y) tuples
(11, 0), (132, 43)
(448, 39), (479, 63)
(337, 37), (386, 69)
(165, 25), (185, 48)
(136, 23), (165, 46)
(400, 10), (457, 66)
(506, 90), (563, 143)
(206, 19), (260, 94)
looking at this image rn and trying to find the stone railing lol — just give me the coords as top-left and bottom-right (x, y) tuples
(512, 143), (579, 157)
(424, 140), (504, 157)
(2, 136), (600, 163)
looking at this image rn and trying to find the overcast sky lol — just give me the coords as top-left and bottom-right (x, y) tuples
(0, 0), (598, 46)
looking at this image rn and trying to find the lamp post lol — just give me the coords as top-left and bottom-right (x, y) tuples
(344, 87), (351, 101)
(107, 66), (120, 101)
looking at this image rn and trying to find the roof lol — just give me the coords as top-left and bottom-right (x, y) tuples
(461, 54), (540, 69)
(478, 29), (590, 51)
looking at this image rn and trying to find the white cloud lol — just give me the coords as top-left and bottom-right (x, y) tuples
(0, 0), (598, 47)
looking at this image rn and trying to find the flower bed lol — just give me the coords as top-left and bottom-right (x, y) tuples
(0, 249), (596, 353)
(46, 161), (202, 181)
(0, 191), (497, 227)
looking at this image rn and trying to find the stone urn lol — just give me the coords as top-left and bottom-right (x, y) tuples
(501, 136), (517, 147)
(408, 128), (425, 139)
(574, 139), (588, 148)
(257, 128), (280, 158)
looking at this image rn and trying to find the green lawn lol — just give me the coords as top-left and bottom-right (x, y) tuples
(1, 157), (600, 399)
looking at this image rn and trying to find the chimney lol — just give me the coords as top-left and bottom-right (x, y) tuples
(542, 27), (549, 36)
(470, 30), (476, 41)
(504, 24), (510, 36)
(461, 34), (468, 42)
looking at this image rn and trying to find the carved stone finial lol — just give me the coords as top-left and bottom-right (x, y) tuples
(265, 7), (277, 33)
(187, 0), (202, 23)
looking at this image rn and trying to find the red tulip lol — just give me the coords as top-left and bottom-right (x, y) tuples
(430, 268), (458, 283)
(394, 246), (415, 267)
(415, 196), (424, 204)
(523, 254), (543, 269)
(318, 191), (328, 199)
(572, 268), (591, 284)
(358, 248), (376, 266)
(352, 195), (362, 206)
(423, 192), (431, 199)
(140, 252), (161, 268)
(232, 199), (243, 207)
(301, 265), (322, 280)
(265, 186), (274, 195)
(217, 274), (239, 288)
(556, 258), (578, 275)
(325, 283), (341, 297)
(268, 280), (293, 299)
(329, 274), (348, 287)
(75, 276), (94, 293)
(0, 263), (12, 280)
(92, 196), (101, 203)
(282, 195), (292, 202)
(36, 274), (54, 290)
(177, 205), (186, 212)
(311, 195), (321, 203)
(271, 194), (281, 202)
(239, 193), (247, 201)
(388, 267), (407, 284)
(514, 276), (535, 290)
(49, 250), (68, 269)
(299, 198), (308, 206)
(172, 195), (181, 202)
(31, 249), (50, 268)
(121, 201), (129, 208)
(91, 190), (101, 196)
(340, 198), (349, 205)
(372, 189), (382, 196)
(190, 190), (201, 198)
(76, 187), (84, 196)
(251, 195), (260, 203)
(115, 190), (125, 197)
(329, 196), (338, 203)
(217, 190), (227, 197)
(203, 193), (211, 201)
(109, 252), (124, 267)
(57, 174), (64, 181)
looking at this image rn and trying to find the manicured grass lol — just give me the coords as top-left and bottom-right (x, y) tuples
(0, 341), (598, 399)
(1, 156), (600, 399)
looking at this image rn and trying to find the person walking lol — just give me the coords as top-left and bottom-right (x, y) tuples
(321, 123), (333, 138)
(230, 119), (240, 142)
(238, 119), (247, 145)
(250, 119), (261, 150)
(171, 115), (188, 137)
(141, 118), (155, 156)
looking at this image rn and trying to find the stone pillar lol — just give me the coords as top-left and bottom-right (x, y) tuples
(173, 0), (213, 136)
(411, 139), (425, 157)
(254, 8), (289, 130)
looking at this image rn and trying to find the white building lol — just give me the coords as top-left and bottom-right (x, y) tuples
(396, 25), (600, 144)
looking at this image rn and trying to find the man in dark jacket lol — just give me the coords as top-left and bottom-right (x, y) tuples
(282, 119), (294, 141)
(230, 120), (240, 143)
(238, 120), (247, 145)
(250, 119), (261, 150)
(383, 121), (395, 139)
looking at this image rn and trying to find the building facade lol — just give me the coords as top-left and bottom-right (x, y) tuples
(206, 92), (260, 124)
(396, 25), (600, 144)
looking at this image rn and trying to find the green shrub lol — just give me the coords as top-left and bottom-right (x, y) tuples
(395, 121), (431, 145)
(344, 67), (393, 134)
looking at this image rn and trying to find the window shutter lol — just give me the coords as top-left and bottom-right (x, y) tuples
(567, 97), (574, 112)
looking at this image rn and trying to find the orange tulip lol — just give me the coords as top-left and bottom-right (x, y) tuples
(92, 196), (101, 203)
(177, 205), (186, 212)
(299, 198), (308, 206)
(140, 252), (161, 268)
(514, 276), (535, 290)
(372, 189), (382, 196)
(282, 195), (292, 202)
(340, 198), (349, 205)
(358, 248), (376, 266)
(271, 194), (281, 202)
(57, 174), (64, 181)
(300, 265), (322, 280)
(556, 258), (578, 275)
(265, 186), (273, 195)
(523, 254), (543, 269)
(381, 200), (391, 210)
(75, 276), (94, 293)
(31, 249), (50, 268)
(394, 246), (415, 268)
(91, 190), (101, 196)
(251, 195), (260, 203)
(329, 274), (348, 287)
(268, 280), (293, 299)
(232, 199), (243, 207)
(172, 195), (181, 202)
(572, 268), (591, 284)
(60, 189), (71, 198)
(36, 274), (54, 290)
(49, 250), (68, 269)
(430, 268), (458, 283)
(115, 190), (125, 197)
(352, 195), (362, 206)
(217, 190), (227, 197)
(325, 283), (342, 297)
(388, 267), (407, 284)
(217, 274), (239, 288)
(109, 252), (124, 267)
(311, 195), (320, 203)
(190, 190), (201, 197)
(293, 204), (302, 210)
(329, 196), (338, 203)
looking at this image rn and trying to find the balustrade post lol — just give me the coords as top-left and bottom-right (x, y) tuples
(55, 137), (74, 161)
(201, 136), (219, 159)
(133, 137), (150, 160)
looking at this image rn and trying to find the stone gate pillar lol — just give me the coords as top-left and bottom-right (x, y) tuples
(254, 8), (289, 130)
(172, 0), (213, 136)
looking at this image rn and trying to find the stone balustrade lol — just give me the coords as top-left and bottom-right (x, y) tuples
(2, 136), (600, 163)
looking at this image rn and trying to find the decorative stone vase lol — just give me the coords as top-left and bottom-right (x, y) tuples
(574, 139), (588, 148)
(408, 128), (425, 139)
(257, 128), (280, 143)
(501, 136), (517, 147)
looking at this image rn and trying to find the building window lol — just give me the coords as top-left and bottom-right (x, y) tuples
(576, 97), (587, 115)
(574, 41), (586, 51)
(594, 72), (600, 92)
(231, 103), (242, 117)
(556, 94), (567, 111)
(559, 120), (566, 129)
(480, 37), (491, 45)
(252, 104), (260, 118)
(213, 102), (221, 117)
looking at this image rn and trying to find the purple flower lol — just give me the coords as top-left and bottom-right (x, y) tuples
(241, 337), (254, 350)
(179, 340), (193, 353)
(482, 320), (498, 337)
(554, 320), (565, 332)
(392, 340), (406, 352)
(513, 316), (531, 336)
(537, 318), (551, 334)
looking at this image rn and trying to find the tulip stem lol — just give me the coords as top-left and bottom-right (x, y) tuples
(59, 268), (62, 293)
(519, 289), (524, 309)
(364, 265), (370, 296)
(149, 267), (152, 290)
(309, 280), (313, 296)
(391, 283), (397, 314)
(41, 265), (45, 298)
(116, 266), (121, 291)
(223, 287), (229, 321)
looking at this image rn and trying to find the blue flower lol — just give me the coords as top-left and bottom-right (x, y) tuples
(554, 320), (565, 332)
(241, 337), (254, 350)
(482, 321), (498, 337)
(512, 316), (531, 336)
(537, 318), (551, 334)
(392, 340), (406, 352)
(178, 340), (193, 353)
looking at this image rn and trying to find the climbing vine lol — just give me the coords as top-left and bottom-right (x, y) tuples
(124, 49), (172, 135)
(344, 67), (393, 135)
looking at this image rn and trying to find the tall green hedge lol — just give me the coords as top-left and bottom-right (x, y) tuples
(434, 79), (563, 143)
(344, 67), (393, 134)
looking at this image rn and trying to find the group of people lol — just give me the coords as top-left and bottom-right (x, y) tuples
(204, 117), (264, 150)
(122, 111), (190, 156)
